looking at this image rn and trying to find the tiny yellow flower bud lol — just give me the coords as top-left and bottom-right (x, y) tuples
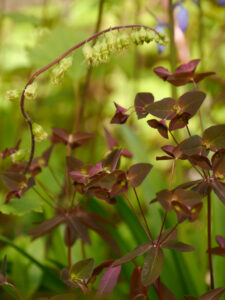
(105, 31), (117, 52)
(32, 123), (48, 142)
(11, 149), (27, 163)
(139, 27), (147, 43)
(131, 29), (142, 45)
(25, 82), (38, 100)
(6, 89), (20, 102)
(145, 30), (155, 43)
(99, 40), (110, 63)
(50, 65), (65, 85)
(93, 43), (102, 65)
(82, 43), (94, 64)
(60, 57), (73, 72)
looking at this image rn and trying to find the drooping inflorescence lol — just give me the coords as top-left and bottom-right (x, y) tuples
(82, 27), (168, 66)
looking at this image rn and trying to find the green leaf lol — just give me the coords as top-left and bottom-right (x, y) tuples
(0, 197), (43, 216)
(70, 258), (94, 281)
(141, 247), (164, 286)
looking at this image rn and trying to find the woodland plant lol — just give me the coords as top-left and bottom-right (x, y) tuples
(0, 8), (225, 300)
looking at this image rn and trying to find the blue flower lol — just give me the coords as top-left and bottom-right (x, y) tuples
(218, 0), (225, 6)
(155, 25), (165, 54)
(177, 5), (189, 32)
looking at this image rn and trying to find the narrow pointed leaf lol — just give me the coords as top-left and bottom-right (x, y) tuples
(199, 287), (225, 300)
(112, 243), (152, 266)
(97, 265), (121, 298)
(135, 93), (154, 119)
(162, 240), (195, 252)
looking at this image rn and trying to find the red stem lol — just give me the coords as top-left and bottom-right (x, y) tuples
(133, 187), (154, 244)
(123, 192), (152, 241)
(67, 226), (72, 270)
(19, 24), (159, 174)
(157, 277), (163, 300)
(207, 190), (214, 289)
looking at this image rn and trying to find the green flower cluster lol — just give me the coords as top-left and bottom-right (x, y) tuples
(82, 27), (168, 66)
(32, 123), (48, 142)
(50, 56), (73, 85)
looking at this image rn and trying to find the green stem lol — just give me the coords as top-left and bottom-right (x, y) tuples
(169, 0), (177, 99)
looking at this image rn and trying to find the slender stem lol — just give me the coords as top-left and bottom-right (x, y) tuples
(123, 192), (152, 241)
(19, 24), (159, 174)
(157, 160), (175, 244)
(7, 283), (24, 300)
(186, 125), (191, 137)
(67, 226), (72, 269)
(193, 81), (204, 136)
(157, 277), (163, 300)
(169, 131), (179, 145)
(48, 165), (63, 189)
(169, 0), (177, 99)
(81, 241), (86, 259)
(32, 187), (56, 210)
(133, 188), (153, 243)
(207, 190), (214, 289)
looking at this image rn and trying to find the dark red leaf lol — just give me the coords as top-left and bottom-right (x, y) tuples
(169, 113), (191, 131)
(154, 66), (171, 80)
(175, 59), (200, 74)
(147, 119), (168, 139)
(104, 127), (118, 150)
(211, 180), (225, 205)
(65, 215), (91, 244)
(141, 247), (164, 286)
(128, 163), (152, 187)
(130, 267), (148, 300)
(210, 247), (225, 257)
(102, 149), (122, 172)
(194, 72), (215, 83)
(92, 260), (114, 278)
(154, 282), (179, 300)
(189, 155), (212, 171)
(135, 93), (154, 119)
(111, 102), (130, 124)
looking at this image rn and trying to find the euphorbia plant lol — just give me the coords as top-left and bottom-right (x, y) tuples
(0, 11), (225, 300)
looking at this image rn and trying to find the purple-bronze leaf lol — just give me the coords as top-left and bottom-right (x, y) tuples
(127, 163), (152, 187)
(130, 267), (148, 300)
(180, 135), (204, 156)
(111, 102), (130, 124)
(199, 287), (225, 300)
(104, 127), (118, 150)
(135, 93), (154, 119)
(154, 67), (170, 80)
(162, 240), (195, 252)
(178, 91), (206, 116)
(175, 59), (200, 74)
(141, 247), (164, 286)
(65, 215), (91, 244)
(97, 265), (121, 298)
(147, 119), (168, 139)
(147, 98), (177, 120)
(112, 243), (152, 267)
(169, 113), (191, 131)
(92, 260), (114, 279)
(211, 180), (225, 205)
(29, 215), (64, 240)
(203, 124), (225, 151)
(189, 155), (212, 171)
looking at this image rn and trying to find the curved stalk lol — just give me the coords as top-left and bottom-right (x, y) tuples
(20, 24), (159, 174)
